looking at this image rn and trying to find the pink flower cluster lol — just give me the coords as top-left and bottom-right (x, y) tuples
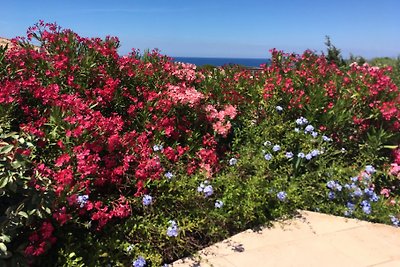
(205, 104), (237, 137)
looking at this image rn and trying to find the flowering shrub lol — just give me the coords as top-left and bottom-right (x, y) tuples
(0, 22), (399, 266)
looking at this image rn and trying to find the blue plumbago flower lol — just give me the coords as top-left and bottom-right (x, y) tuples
(277, 191), (287, 201)
(335, 184), (343, 192)
(153, 144), (163, 152)
(229, 158), (238, 166)
(311, 149), (320, 157)
(264, 153), (272, 160)
(164, 171), (174, 179)
(197, 181), (208, 192)
(272, 145), (281, 152)
(203, 185), (214, 197)
(285, 152), (294, 159)
(322, 135), (332, 142)
(77, 195), (89, 208)
(347, 202), (356, 211)
(365, 165), (376, 174)
(361, 200), (371, 214)
(296, 117), (308, 126)
(215, 200), (224, 208)
(197, 182), (205, 192)
(167, 220), (179, 237)
(276, 105), (283, 112)
(370, 192), (379, 202)
(351, 187), (363, 198)
(344, 183), (351, 189)
(304, 125), (314, 133)
(362, 205), (371, 215)
(344, 210), (352, 216)
(328, 191), (336, 199)
(344, 202), (355, 216)
(326, 180), (336, 190)
(351, 176), (359, 182)
(132, 256), (146, 267)
(298, 152), (305, 158)
(305, 153), (313, 160)
(364, 188), (374, 197)
(294, 127), (300, 133)
(142, 195), (153, 206)
(389, 215), (400, 227)
(311, 131), (318, 138)
(361, 172), (371, 182)
(326, 180), (342, 191)
(264, 140), (272, 146)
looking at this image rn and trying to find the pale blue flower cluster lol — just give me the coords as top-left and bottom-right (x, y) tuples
(304, 125), (314, 133)
(296, 116), (308, 126)
(327, 180), (342, 199)
(285, 152), (294, 159)
(229, 158), (238, 166)
(277, 191), (287, 201)
(166, 220), (179, 237)
(264, 153), (272, 161)
(153, 144), (163, 152)
(322, 135), (332, 142)
(77, 195), (89, 208)
(327, 166), (380, 216)
(361, 200), (371, 214)
(327, 180), (342, 191)
(132, 256), (146, 267)
(272, 145), (281, 152)
(164, 171), (174, 179)
(198, 181), (213, 197)
(389, 215), (400, 227)
(365, 165), (376, 174)
(142, 195), (153, 206)
(215, 200), (224, 208)
(299, 149), (321, 161)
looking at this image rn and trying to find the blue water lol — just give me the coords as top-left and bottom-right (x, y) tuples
(173, 57), (270, 67)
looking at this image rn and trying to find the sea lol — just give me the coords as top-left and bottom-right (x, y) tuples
(173, 57), (270, 67)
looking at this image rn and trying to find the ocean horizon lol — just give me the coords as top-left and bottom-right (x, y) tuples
(173, 57), (270, 67)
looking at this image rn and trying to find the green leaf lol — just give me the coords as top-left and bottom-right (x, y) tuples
(383, 145), (398, 149)
(0, 236), (10, 243)
(0, 145), (13, 154)
(10, 161), (22, 169)
(0, 243), (7, 253)
(18, 211), (28, 219)
(0, 177), (8, 189)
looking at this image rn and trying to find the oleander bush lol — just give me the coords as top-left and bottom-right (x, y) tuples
(0, 21), (399, 266)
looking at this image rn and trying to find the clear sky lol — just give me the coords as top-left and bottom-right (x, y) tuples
(1, 0), (399, 58)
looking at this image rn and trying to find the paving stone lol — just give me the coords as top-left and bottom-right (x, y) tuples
(173, 210), (400, 267)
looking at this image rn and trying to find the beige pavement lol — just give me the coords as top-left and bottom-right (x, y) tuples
(172, 210), (400, 267)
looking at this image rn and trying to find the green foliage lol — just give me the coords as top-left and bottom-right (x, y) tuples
(0, 129), (56, 266)
(324, 36), (346, 66)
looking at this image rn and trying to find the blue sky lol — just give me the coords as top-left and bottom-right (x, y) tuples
(1, 0), (399, 58)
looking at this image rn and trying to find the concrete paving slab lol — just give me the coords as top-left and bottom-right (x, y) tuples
(172, 210), (400, 267)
